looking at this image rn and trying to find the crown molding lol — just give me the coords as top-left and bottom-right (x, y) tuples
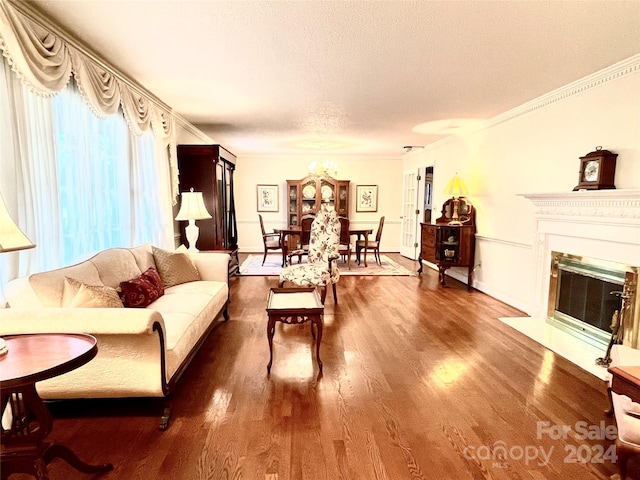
(422, 54), (640, 152)
(173, 114), (215, 143)
(488, 54), (640, 129)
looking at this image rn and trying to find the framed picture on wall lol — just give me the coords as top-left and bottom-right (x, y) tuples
(356, 185), (378, 212)
(257, 185), (279, 212)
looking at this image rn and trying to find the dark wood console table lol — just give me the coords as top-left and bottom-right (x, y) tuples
(0, 333), (113, 479)
(418, 197), (476, 289)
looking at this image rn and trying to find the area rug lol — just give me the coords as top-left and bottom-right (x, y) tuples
(239, 254), (417, 277)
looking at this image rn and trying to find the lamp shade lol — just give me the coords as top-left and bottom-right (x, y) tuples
(0, 194), (35, 253)
(444, 174), (468, 197)
(175, 188), (212, 221)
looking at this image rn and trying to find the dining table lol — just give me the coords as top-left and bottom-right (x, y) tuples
(274, 225), (374, 268)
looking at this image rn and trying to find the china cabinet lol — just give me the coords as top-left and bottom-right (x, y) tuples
(418, 197), (476, 289)
(176, 144), (238, 274)
(286, 175), (350, 226)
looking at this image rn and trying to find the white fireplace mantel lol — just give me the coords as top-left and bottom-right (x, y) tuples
(522, 189), (640, 223)
(521, 189), (640, 320)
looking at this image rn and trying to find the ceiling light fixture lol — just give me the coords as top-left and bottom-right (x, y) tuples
(403, 146), (424, 152)
(308, 159), (337, 178)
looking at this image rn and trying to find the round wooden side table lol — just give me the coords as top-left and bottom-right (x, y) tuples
(0, 333), (113, 479)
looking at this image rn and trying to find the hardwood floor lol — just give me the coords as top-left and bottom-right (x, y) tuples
(22, 254), (634, 479)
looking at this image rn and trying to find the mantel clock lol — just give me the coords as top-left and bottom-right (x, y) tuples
(573, 147), (617, 191)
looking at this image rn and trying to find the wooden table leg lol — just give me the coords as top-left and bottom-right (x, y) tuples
(312, 314), (323, 371)
(1, 384), (112, 479)
(44, 444), (112, 474)
(363, 236), (368, 267)
(438, 265), (448, 286)
(266, 317), (276, 373)
(279, 232), (287, 267)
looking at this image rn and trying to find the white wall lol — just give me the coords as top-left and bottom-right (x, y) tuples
(403, 56), (640, 313)
(233, 154), (402, 253)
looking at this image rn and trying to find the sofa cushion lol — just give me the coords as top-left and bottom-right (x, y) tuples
(29, 261), (102, 307)
(150, 280), (228, 379)
(89, 247), (148, 289)
(152, 246), (200, 288)
(62, 277), (124, 308)
(119, 268), (165, 308)
(128, 244), (157, 273)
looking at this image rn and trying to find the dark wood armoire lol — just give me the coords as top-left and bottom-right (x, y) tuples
(176, 144), (238, 274)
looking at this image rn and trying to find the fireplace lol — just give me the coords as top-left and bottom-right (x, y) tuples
(522, 190), (640, 354)
(547, 251), (637, 349)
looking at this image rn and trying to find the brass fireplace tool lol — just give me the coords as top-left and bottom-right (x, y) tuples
(596, 278), (635, 367)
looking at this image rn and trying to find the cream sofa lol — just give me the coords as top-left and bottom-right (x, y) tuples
(0, 244), (230, 430)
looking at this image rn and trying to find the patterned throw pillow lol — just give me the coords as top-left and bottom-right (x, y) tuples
(62, 277), (124, 308)
(152, 246), (200, 288)
(119, 267), (165, 308)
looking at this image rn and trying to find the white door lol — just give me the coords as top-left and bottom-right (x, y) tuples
(399, 169), (420, 259)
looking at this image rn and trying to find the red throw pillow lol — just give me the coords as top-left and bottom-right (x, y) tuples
(119, 267), (165, 308)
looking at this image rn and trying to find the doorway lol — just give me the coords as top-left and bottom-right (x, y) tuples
(399, 166), (434, 260)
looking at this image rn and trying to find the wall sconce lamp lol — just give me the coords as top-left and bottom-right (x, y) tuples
(175, 188), (212, 252)
(0, 193), (35, 253)
(443, 173), (468, 225)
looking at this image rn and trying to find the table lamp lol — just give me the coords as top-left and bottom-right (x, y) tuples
(0, 193), (35, 253)
(175, 188), (212, 252)
(443, 173), (468, 225)
(0, 193), (36, 355)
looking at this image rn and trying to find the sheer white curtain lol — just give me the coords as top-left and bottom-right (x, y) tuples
(52, 83), (131, 264)
(50, 82), (175, 263)
(130, 130), (174, 248)
(0, 55), (59, 303)
(53, 87), (173, 263)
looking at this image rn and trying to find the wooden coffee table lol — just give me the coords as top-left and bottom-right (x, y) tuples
(0, 333), (113, 479)
(266, 287), (325, 374)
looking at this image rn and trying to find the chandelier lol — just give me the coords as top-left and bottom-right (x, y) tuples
(308, 159), (338, 178)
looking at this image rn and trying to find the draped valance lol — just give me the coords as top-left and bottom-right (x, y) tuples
(0, 0), (178, 200)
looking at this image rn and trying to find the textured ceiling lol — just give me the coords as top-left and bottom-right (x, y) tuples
(28, 0), (640, 156)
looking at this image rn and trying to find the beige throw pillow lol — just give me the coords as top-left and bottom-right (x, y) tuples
(62, 277), (124, 308)
(152, 246), (200, 288)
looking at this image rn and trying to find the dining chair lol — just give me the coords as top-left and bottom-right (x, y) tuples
(259, 214), (281, 265)
(337, 216), (352, 270)
(287, 214), (314, 265)
(356, 216), (385, 266)
(278, 208), (341, 304)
